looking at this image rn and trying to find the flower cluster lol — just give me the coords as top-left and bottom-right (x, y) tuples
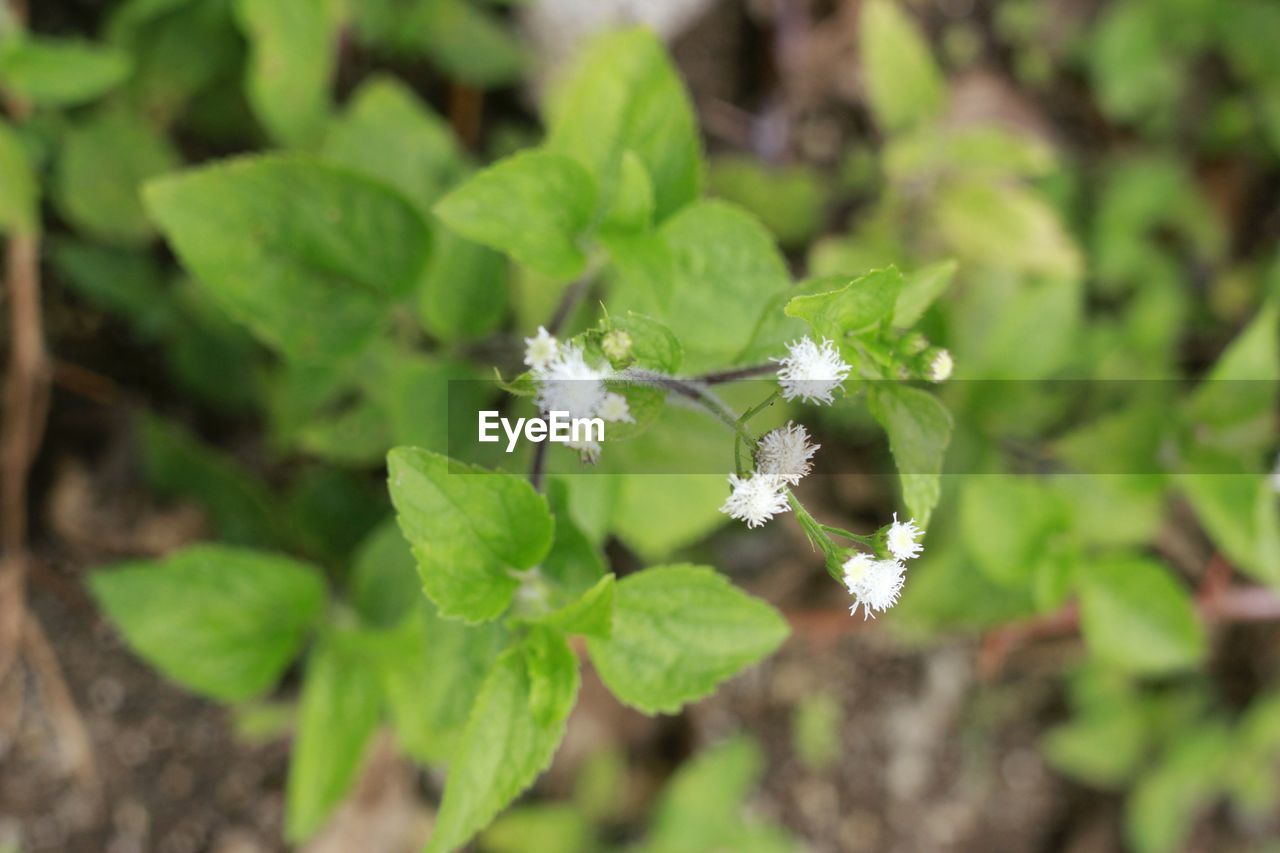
(842, 514), (924, 619)
(773, 336), (852, 405)
(524, 326), (632, 462)
(719, 422), (819, 527)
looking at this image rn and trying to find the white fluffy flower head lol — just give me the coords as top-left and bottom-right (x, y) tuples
(597, 392), (634, 423)
(534, 343), (610, 421)
(755, 422), (819, 486)
(843, 553), (906, 619)
(719, 473), (790, 528)
(524, 326), (559, 370)
(928, 349), (953, 383)
(886, 513), (923, 561)
(774, 336), (852, 405)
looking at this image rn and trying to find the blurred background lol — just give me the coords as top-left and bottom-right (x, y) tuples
(1, 0), (1279, 851)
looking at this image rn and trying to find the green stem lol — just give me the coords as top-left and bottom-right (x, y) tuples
(820, 524), (876, 546)
(786, 490), (844, 581)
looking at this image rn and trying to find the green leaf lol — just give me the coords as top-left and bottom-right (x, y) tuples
(386, 448), (553, 622)
(959, 476), (1066, 588)
(418, 226), (509, 342)
(428, 632), (580, 852)
(349, 520), (421, 629)
(321, 74), (463, 216)
(642, 737), (800, 853)
(1179, 470), (1280, 586)
(353, 0), (523, 87)
(1185, 299), (1279, 440)
(534, 574), (615, 639)
(1078, 556), (1206, 674)
(88, 545), (326, 701)
(608, 200), (789, 371)
(434, 150), (596, 280)
(892, 259), (957, 328)
(867, 385), (953, 527)
(0, 119), (37, 233)
(1126, 725), (1231, 853)
(784, 266), (903, 339)
(285, 628), (382, 842)
(55, 107), (180, 245)
(859, 0), (945, 132)
(374, 602), (506, 765)
(586, 565), (788, 715)
(139, 415), (281, 547)
(0, 37), (130, 107)
(708, 156), (828, 248)
(145, 156), (430, 360)
(481, 805), (592, 853)
(234, 0), (343, 147)
(934, 179), (1082, 280)
(547, 28), (702, 221)
(1042, 702), (1149, 788)
(606, 311), (683, 373)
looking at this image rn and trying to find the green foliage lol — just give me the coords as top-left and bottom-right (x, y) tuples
(586, 565), (789, 714)
(859, 0), (945, 132)
(546, 28), (703, 222)
(434, 150), (596, 280)
(145, 157), (431, 360)
(55, 106), (180, 244)
(1078, 557), (1206, 675)
(428, 632), (580, 853)
(88, 546), (326, 701)
(387, 448), (554, 622)
(234, 0), (343, 147)
(286, 628), (383, 842)
(0, 36), (129, 106)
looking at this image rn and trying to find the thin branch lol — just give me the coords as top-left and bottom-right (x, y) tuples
(694, 363), (776, 385)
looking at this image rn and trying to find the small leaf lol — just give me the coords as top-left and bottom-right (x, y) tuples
(586, 565), (788, 715)
(434, 150), (596, 280)
(145, 156), (430, 360)
(893, 259), (957, 327)
(234, 0), (343, 147)
(285, 628), (382, 842)
(321, 74), (463, 216)
(55, 107), (181, 245)
(547, 28), (702, 221)
(88, 545), (327, 701)
(0, 37), (129, 107)
(1078, 556), (1206, 674)
(859, 0), (945, 132)
(386, 448), (553, 622)
(609, 200), (789, 371)
(428, 633), (580, 852)
(868, 385), (953, 527)
(785, 266), (903, 339)
(374, 602), (506, 765)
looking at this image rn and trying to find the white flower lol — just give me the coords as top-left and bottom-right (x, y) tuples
(842, 553), (906, 619)
(534, 343), (610, 421)
(597, 392), (634, 423)
(524, 326), (559, 370)
(886, 513), (923, 561)
(755, 422), (819, 486)
(719, 473), (790, 528)
(565, 436), (601, 464)
(927, 349), (953, 383)
(774, 336), (851, 405)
